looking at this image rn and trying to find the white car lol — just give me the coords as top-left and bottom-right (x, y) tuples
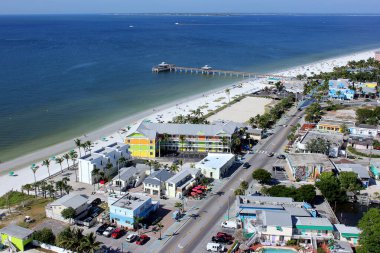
(207, 242), (225, 252)
(102, 227), (114, 237)
(126, 233), (138, 242)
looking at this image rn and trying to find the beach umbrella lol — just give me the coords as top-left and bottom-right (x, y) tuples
(196, 190), (202, 194)
(9, 171), (14, 176)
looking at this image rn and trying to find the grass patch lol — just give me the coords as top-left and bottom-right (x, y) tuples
(0, 191), (34, 209)
(347, 146), (380, 158)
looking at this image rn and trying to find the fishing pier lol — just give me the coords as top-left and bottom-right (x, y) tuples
(152, 62), (290, 79)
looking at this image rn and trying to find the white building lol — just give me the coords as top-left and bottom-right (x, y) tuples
(350, 124), (378, 138)
(335, 163), (370, 188)
(296, 131), (344, 158)
(143, 169), (175, 196)
(111, 166), (145, 191)
(78, 142), (131, 184)
(196, 153), (235, 180)
(334, 224), (361, 246)
(45, 194), (89, 222)
(256, 210), (293, 244)
(166, 167), (201, 199)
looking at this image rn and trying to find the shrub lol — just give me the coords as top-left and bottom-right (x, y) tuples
(32, 228), (56, 245)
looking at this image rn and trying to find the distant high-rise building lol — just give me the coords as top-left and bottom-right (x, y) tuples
(375, 51), (380, 61)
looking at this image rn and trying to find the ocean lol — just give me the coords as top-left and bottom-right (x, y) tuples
(1, 14), (380, 162)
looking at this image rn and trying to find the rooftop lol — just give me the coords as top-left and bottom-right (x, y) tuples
(287, 153), (335, 170)
(334, 224), (361, 235)
(196, 153), (235, 170)
(257, 210), (292, 227)
(356, 124), (378, 130)
(237, 195), (295, 205)
(144, 169), (175, 186)
(295, 217), (333, 228)
(111, 192), (151, 210)
(0, 224), (34, 239)
(115, 166), (139, 181)
(284, 206), (311, 217)
(126, 121), (241, 139)
(166, 167), (200, 185)
(335, 163), (369, 179)
(299, 131), (344, 146)
(49, 194), (89, 209)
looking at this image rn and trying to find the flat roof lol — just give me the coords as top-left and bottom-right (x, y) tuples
(111, 192), (151, 210)
(335, 163), (369, 179)
(299, 131), (344, 146)
(0, 224), (33, 239)
(287, 153), (335, 170)
(257, 210), (292, 227)
(238, 195), (295, 204)
(196, 153), (235, 170)
(334, 224), (361, 235)
(295, 217), (333, 228)
(284, 206), (311, 217)
(49, 194), (89, 209)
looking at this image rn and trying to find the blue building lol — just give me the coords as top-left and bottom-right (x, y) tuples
(328, 79), (355, 100)
(109, 192), (159, 228)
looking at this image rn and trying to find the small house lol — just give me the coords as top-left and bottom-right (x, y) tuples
(0, 224), (34, 251)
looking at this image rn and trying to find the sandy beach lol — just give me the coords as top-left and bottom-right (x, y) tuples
(0, 48), (379, 196)
(208, 97), (273, 123)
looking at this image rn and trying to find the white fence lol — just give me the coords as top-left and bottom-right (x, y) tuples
(33, 240), (74, 253)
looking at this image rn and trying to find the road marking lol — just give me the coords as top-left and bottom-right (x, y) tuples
(178, 244), (184, 249)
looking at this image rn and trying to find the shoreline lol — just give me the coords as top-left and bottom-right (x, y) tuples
(0, 47), (379, 196)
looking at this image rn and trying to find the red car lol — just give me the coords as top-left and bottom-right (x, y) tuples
(136, 234), (150, 245)
(111, 228), (123, 239)
(216, 232), (234, 241)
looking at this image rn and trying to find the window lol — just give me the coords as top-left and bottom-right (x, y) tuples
(150, 152), (153, 155)
(150, 140), (153, 144)
(150, 146), (153, 150)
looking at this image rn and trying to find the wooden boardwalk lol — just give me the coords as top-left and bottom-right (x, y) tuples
(153, 65), (291, 79)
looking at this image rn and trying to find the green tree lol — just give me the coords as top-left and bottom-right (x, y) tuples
(30, 165), (39, 197)
(78, 232), (103, 253)
(74, 138), (82, 158)
(133, 216), (145, 234)
(234, 188), (245, 196)
(32, 228), (56, 245)
(306, 138), (331, 154)
(225, 88), (231, 103)
(339, 171), (363, 192)
(240, 181), (249, 192)
(63, 153), (70, 170)
(305, 102), (322, 123)
(316, 172), (346, 203)
(55, 157), (64, 173)
(295, 185), (316, 203)
(252, 169), (272, 184)
(42, 159), (51, 178)
(174, 201), (183, 213)
(69, 150), (78, 182)
(61, 207), (76, 220)
(357, 208), (380, 253)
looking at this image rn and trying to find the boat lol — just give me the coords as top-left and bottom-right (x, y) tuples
(175, 22), (180, 25)
(201, 65), (212, 70)
(129, 25), (134, 28)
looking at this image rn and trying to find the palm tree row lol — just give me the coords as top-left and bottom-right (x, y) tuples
(21, 176), (72, 198)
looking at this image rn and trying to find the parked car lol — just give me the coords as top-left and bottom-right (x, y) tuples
(277, 154), (286, 159)
(96, 224), (108, 235)
(111, 228), (123, 239)
(221, 220), (238, 229)
(126, 233), (138, 243)
(136, 234), (150, 245)
(207, 242), (225, 252)
(267, 152), (274, 157)
(211, 236), (232, 244)
(242, 162), (250, 169)
(91, 198), (102, 206)
(103, 227), (115, 237)
(24, 216), (34, 223)
(216, 232), (234, 241)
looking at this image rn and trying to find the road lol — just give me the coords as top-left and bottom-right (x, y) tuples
(158, 109), (304, 253)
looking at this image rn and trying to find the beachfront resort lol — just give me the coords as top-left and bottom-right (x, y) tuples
(2, 47), (380, 253)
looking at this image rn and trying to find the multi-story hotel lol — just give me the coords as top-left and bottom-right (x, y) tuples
(124, 121), (241, 158)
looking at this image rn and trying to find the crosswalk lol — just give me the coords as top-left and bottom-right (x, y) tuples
(253, 150), (282, 156)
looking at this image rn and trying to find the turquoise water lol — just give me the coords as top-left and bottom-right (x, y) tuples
(262, 248), (297, 253)
(1, 14), (380, 162)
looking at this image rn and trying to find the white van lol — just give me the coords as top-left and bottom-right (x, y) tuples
(207, 242), (225, 252)
(221, 220), (238, 229)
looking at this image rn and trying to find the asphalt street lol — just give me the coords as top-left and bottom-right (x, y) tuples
(158, 109), (305, 253)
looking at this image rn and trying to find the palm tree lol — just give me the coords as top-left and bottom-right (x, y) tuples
(42, 159), (51, 178)
(64, 184), (73, 194)
(74, 138), (82, 158)
(46, 184), (55, 198)
(79, 232), (102, 253)
(83, 140), (92, 155)
(69, 150), (78, 181)
(178, 159), (183, 169)
(170, 164), (179, 173)
(174, 201), (183, 214)
(55, 180), (65, 197)
(40, 180), (48, 198)
(221, 136), (230, 153)
(145, 160), (154, 175)
(21, 184), (33, 195)
(55, 157), (64, 173)
(30, 165), (39, 196)
(63, 153), (70, 170)
(157, 223), (164, 240)
(225, 88), (231, 103)
(91, 168), (100, 191)
(133, 216), (145, 235)
(162, 133), (170, 155)
(104, 162), (113, 180)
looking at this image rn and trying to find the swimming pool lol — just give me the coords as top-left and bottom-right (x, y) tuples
(261, 248), (298, 253)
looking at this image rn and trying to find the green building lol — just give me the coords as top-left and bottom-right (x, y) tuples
(0, 224), (34, 251)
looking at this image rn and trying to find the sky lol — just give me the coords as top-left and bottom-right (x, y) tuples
(0, 0), (380, 15)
